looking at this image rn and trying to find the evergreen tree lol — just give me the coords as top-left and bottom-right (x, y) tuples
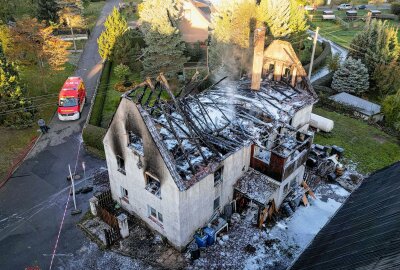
(349, 19), (399, 76)
(0, 42), (33, 127)
(331, 57), (369, 95)
(259, 0), (291, 38)
(98, 7), (128, 61)
(113, 29), (143, 71)
(139, 0), (187, 78)
(37, 0), (60, 23)
(373, 62), (400, 96)
(382, 89), (400, 131)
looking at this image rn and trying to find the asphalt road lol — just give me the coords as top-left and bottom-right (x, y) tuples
(0, 1), (121, 269)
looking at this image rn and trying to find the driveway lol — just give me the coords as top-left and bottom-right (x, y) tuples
(0, 1), (121, 269)
(310, 31), (349, 82)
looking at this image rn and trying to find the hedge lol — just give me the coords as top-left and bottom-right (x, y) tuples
(391, 3), (400, 16)
(82, 124), (107, 159)
(303, 41), (332, 73)
(89, 60), (112, 127)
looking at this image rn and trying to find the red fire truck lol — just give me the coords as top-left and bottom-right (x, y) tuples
(58, 77), (86, 121)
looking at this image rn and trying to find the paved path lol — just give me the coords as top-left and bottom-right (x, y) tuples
(310, 31), (348, 83)
(0, 1), (121, 269)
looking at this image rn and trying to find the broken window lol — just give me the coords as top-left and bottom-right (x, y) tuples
(121, 186), (129, 203)
(269, 64), (275, 73)
(117, 155), (126, 175)
(128, 131), (144, 156)
(214, 196), (220, 211)
(283, 68), (291, 79)
(283, 182), (290, 194)
(145, 172), (161, 198)
(214, 166), (223, 186)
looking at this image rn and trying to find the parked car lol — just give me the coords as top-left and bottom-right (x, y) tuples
(304, 5), (316, 12)
(322, 10), (336, 20)
(337, 4), (352, 10)
(356, 5), (367, 10)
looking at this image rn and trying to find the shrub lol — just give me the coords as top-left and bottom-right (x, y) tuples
(82, 124), (107, 158)
(382, 90), (400, 131)
(89, 61), (112, 127)
(391, 3), (400, 16)
(332, 57), (369, 95)
(114, 63), (131, 81)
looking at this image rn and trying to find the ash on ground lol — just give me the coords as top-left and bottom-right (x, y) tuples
(188, 183), (350, 270)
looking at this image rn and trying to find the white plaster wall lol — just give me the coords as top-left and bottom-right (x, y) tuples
(275, 165), (305, 207)
(291, 105), (313, 131)
(103, 99), (182, 248)
(178, 146), (251, 248)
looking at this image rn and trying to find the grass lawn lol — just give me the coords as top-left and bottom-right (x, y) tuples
(84, 0), (107, 30)
(0, 63), (75, 181)
(309, 10), (400, 48)
(313, 107), (400, 174)
(100, 62), (142, 128)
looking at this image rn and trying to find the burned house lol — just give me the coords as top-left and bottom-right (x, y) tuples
(103, 40), (317, 250)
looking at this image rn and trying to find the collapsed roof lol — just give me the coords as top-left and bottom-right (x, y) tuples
(123, 75), (315, 190)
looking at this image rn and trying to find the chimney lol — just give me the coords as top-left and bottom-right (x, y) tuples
(251, 27), (266, 91)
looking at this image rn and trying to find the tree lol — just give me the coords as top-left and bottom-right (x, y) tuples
(139, 0), (187, 77)
(331, 57), (369, 95)
(10, 18), (70, 70)
(113, 29), (143, 71)
(259, 0), (291, 38)
(0, 42), (34, 127)
(382, 89), (400, 131)
(97, 7), (128, 61)
(0, 23), (11, 57)
(327, 53), (341, 73)
(114, 63), (131, 86)
(373, 62), (400, 96)
(37, 0), (60, 23)
(349, 19), (399, 77)
(58, 6), (85, 28)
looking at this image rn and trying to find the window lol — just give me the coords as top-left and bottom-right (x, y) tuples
(214, 197), (220, 211)
(283, 68), (291, 79)
(121, 186), (129, 203)
(149, 206), (157, 218)
(268, 64), (275, 73)
(145, 172), (161, 198)
(117, 155), (126, 175)
(157, 212), (163, 223)
(148, 205), (163, 224)
(214, 166), (223, 186)
(283, 182), (290, 194)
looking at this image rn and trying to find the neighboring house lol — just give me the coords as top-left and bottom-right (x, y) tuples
(178, 0), (211, 43)
(103, 40), (317, 250)
(290, 161), (400, 270)
(330, 92), (383, 122)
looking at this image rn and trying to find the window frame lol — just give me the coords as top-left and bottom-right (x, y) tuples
(145, 172), (161, 198)
(121, 186), (129, 203)
(117, 155), (126, 175)
(214, 166), (224, 186)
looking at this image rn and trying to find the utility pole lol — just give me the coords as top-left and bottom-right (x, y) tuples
(66, 17), (77, 53)
(308, 27), (319, 80)
(69, 164), (81, 215)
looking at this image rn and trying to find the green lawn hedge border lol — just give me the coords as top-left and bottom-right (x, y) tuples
(82, 124), (107, 159)
(304, 41), (332, 73)
(89, 60), (112, 127)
